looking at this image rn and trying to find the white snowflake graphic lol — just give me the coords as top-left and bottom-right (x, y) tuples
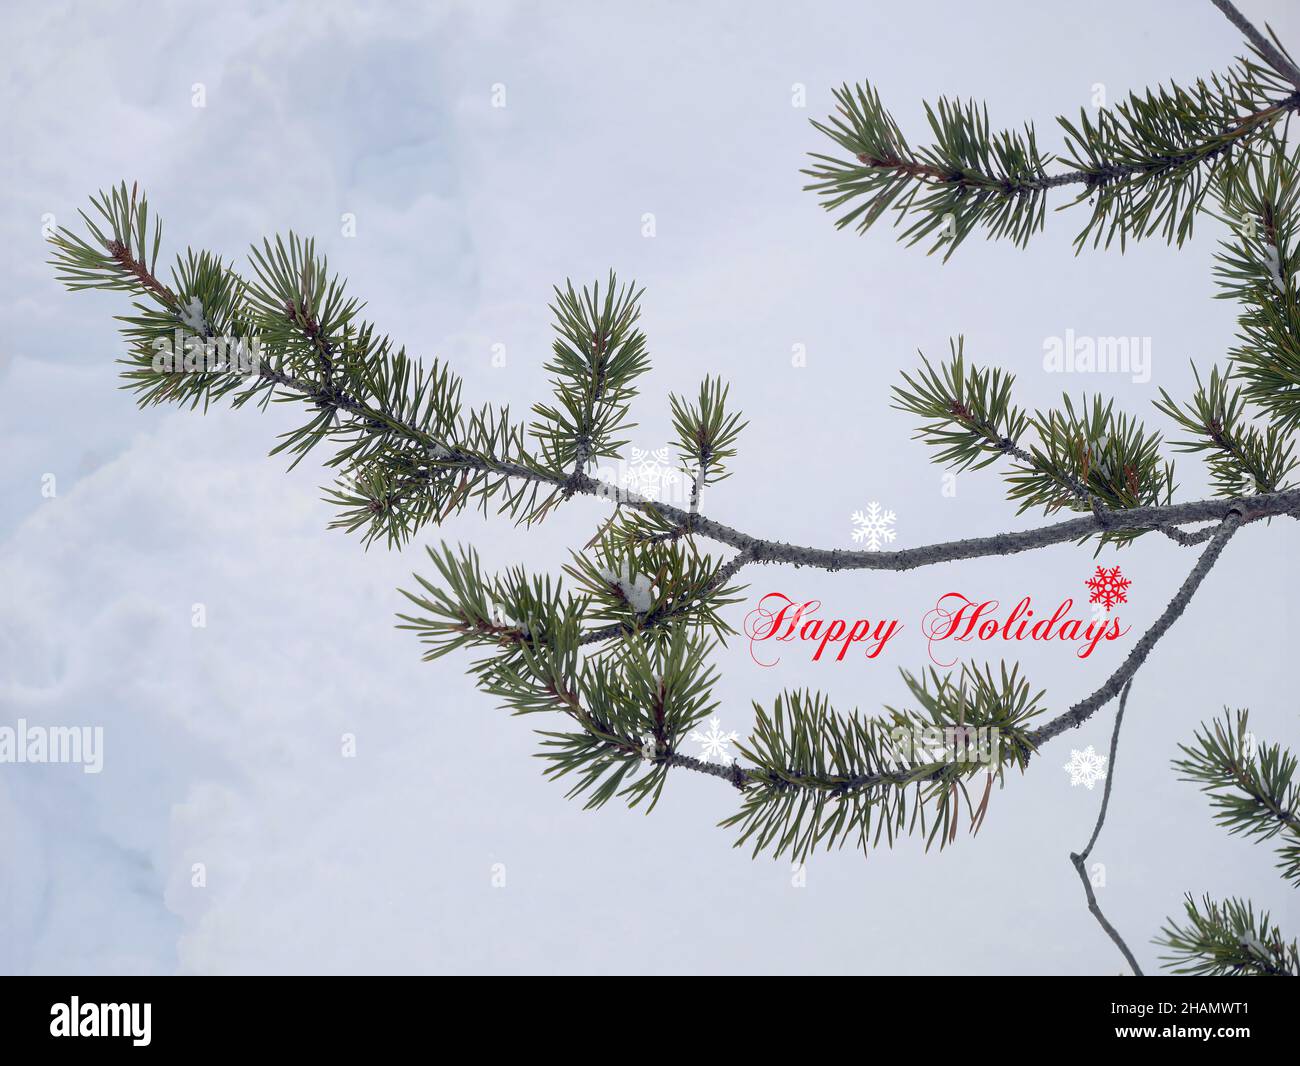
(690, 716), (740, 764)
(850, 501), (897, 550)
(1085, 565), (1131, 611)
(619, 446), (682, 501)
(1063, 745), (1108, 790)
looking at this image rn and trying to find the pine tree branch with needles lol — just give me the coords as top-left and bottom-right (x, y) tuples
(1158, 896), (1299, 976)
(806, 2), (1300, 259)
(1174, 710), (1300, 886)
(46, 0), (1300, 970)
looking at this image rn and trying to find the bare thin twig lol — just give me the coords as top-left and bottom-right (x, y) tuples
(1069, 681), (1145, 976)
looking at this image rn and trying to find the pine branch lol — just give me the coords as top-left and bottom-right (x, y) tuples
(894, 340), (1181, 546)
(1213, 144), (1300, 433)
(1174, 709), (1300, 885)
(804, 1), (1300, 257)
(891, 337), (1029, 471)
(1157, 895), (1299, 975)
(669, 376), (746, 515)
(496, 625), (721, 813)
(423, 504), (1238, 847)
(48, 194), (1300, 572)
(39, 4), (1300, 990)
(43, 158), (1296, 884)
(48, 181), (172, 300)
(805, 86), (1058, 259)
(721, 663), (1042, 861)
(1156, 363), (1295, 496)
(1005, 395), (1174, 548)
(532, 274), (650, 479)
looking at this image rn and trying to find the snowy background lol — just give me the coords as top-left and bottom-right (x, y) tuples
(2, 0), (1298, 975)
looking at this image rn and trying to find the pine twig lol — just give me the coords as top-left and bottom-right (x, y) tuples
(1069, 681), (1145, 976)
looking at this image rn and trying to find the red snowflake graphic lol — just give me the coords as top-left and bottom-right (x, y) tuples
(1086, 565), (1131, 610)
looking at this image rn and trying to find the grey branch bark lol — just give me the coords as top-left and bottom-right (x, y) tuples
(1030, 512), (1242, 746)
(1157, 523), (1219, 547)
(561, 467), (1291, 574)
(663, 515), (1242, 808)
(1212, 0), (1300, 90)
(262, 365), (1299, 578)
(1069, 682), (1145, 976)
